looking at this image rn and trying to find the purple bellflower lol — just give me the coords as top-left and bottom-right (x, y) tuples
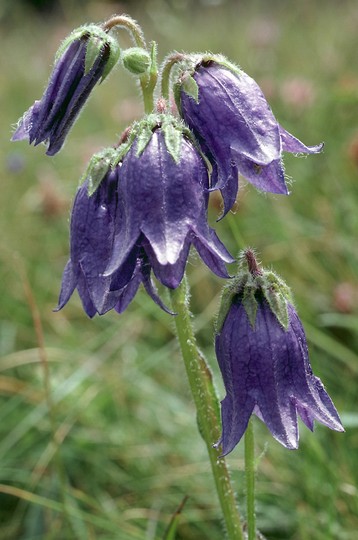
(56, 113), (234, 317)
(104, 114), (234, 290)
(12, 25), (120, 156)
(215, 249), (344, 456)
(56, 159), (171, 317)
(176, 56), (323, 216)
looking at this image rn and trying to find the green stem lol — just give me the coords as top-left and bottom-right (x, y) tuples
(102, 15), (156, 114)
(245, 419), (256, 540)
(140, 41), (158, 114)
(161, 53), (185, 101)
(102, 14), (146, 48)
(170, 277), (244, 540)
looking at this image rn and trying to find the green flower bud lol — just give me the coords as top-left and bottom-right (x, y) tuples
(121, 47), (151, 75)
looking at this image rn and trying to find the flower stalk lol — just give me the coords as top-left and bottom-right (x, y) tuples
(102, 15), (157, 113)
(170, 276), (244, 540)
(160, 52), (185, 101)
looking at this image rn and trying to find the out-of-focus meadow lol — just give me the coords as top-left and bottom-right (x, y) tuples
(0, 0), (357, 538)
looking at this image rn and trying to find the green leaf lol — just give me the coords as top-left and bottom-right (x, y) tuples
(163, 496), (189, 540)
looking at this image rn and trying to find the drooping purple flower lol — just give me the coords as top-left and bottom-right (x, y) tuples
(12, 25), (120, 156)
(105, 120), (234, 288)
(177, 57), (323, 216)
(56, 166), (171, 317)
(215, 250), (344, 455)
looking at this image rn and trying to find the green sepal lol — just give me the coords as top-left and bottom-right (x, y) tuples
(216, 250), (294, 334)
(216, 273), (247, 333)
(122, 47), (151, 75)
(135, 124), (154, 156)
(258, 271), (293, 330)
(242, 285), (258, 329)
(180, 73), (199, 103)
(99, 34), (120, 82)
(55, 24), (99, 62)
(162, 120), (182, 163)
(82, 147), (119, 196)
(84, 35), (104, 75)
(55, 24), (120, 82)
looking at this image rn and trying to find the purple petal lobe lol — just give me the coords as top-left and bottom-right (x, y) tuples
(55, 259), (77, 311)
(279, 125), (324, 154)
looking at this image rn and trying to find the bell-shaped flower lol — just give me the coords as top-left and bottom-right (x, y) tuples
(104, 114), (234, 288)
(56, 158), (171, 317)
(215, 249), (344, 456)
(176, 56), (323, 215)
(12, 24), (120, 156)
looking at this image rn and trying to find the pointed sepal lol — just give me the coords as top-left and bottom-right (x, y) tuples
(81, 147), (119, 195)
(216, 249), (294, 333)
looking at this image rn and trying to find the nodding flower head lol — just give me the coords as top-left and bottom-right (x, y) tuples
(56, 114), (234, 317)
(104, 114), (234, 290)
(175, 55), (323, 216)
(56, 158), (172, 318)
(215, 249), (343, 456)
(12, 24), (120, 156)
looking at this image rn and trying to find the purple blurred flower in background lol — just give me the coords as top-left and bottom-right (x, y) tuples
(12, 24), (120, 156)
(105, 122), (234, 289)
(177, 57), (323, 215)
(215, 250), (344, 456)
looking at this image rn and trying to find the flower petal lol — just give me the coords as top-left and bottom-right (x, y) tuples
(279, 125), (324, 154)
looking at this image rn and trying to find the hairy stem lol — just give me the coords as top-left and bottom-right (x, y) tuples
(170, 277), (244, 540)
(160, 53), (185, 101)
(102, 14), (146, 48)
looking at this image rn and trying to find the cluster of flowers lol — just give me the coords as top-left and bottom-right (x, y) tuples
(13, 18), (343, 452)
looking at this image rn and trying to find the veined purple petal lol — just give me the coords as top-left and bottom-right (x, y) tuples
(184, 63), (281, 165)
(215, 297), (344, 455)
(238, 156), (289, 195)
(106, 127), (232, 287)
(178, 60), (322, 214)
(55, 259), (78, 311)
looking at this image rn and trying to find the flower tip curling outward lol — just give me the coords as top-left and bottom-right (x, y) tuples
(12, 24), (120, 156)
(176, 55), (323, 216)
(215, 249), (344, 456)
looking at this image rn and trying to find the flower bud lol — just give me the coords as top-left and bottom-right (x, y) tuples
(12, 24), (120, 156)
(121, 47), (151, 75)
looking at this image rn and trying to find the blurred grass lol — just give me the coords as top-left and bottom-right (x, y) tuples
(1, 0), (358, 539)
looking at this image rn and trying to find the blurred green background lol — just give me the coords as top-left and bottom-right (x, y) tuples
(1, 0), (357, 539)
